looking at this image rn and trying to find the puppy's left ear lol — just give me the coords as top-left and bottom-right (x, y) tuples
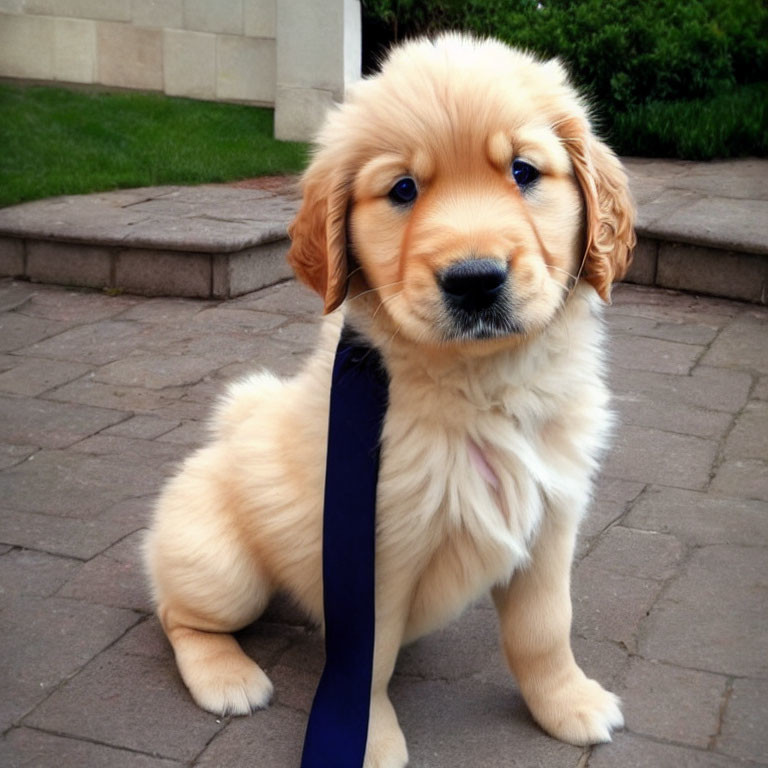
(561, 119), (636, 302)
(287, 163), (350, 314)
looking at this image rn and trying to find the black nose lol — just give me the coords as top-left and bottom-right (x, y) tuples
(439, 259), (508, 312)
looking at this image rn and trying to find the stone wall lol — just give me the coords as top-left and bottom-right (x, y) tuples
(0, 0), (277, 105)
(274, 0), (360, 140)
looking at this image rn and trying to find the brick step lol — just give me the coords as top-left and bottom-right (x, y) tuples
(626, 237), (767, 305)
(1, 159), (767, 304)
(0, 185), (299, 299)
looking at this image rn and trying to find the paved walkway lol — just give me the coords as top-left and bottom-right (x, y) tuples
(0, 273), (766, 767)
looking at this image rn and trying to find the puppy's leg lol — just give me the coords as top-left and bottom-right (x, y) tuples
(492, 513), (623, 745)
(363, 570), (412, 768)
(146, 478), (274, 716)
(158, 599), (273, 717)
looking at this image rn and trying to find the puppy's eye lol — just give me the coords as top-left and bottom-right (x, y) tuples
(512, 159), (540, 189)
(388, 176), (418, 206)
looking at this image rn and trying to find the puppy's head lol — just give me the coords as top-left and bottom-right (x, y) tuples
(288, 34), (635, 346)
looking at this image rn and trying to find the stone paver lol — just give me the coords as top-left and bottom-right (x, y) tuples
(1, 449), (166, 516)
(603, 424), (718, 490)
(581, 526), (684, 581)
(590, 733), (743, 768)
(624, 157), (768, 251)
(24, 649), (225, 763)
(617, 658), (726, 748)
(0, 728), (182, 768)
(624, 486), (768, 546)
(0, 597), (139, 731)
(710, 458), (768, 502)
(718, 679), (768, 764)
(639, 545), (768, 678)
(1, 277), (767, 767)
(0, 548), (81, 609)
(0, 395), (128, 448)
(0, 505), (145, 560)
(0, 358), (92, 396)
(701, 311), (768, 374)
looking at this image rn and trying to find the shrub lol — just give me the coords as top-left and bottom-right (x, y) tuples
(361, 0), (768, 158)
(612, 82), (768, 159)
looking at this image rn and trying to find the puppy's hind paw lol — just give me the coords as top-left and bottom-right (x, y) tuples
(528, 675), (624, 746)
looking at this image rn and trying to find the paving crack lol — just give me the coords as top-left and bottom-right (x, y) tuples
(707, 677), (734, 751)
(21, 724), (186, 763)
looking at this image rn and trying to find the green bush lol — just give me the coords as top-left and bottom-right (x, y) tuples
(612, 82), (768, 159)
(361, 0), (768, 158)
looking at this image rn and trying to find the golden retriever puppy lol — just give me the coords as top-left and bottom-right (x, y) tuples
(145, 33), (634, 767)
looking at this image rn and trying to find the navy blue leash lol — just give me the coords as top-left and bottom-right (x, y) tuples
(300, 324), (389, 768)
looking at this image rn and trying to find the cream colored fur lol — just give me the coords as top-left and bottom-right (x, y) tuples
(145, 33), (634, 767)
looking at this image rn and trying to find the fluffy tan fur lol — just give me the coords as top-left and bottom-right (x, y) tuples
(145, 34), (635, 766)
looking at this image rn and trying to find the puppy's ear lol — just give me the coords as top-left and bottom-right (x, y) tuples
(287, 163), (349, 314)
(561, 119), (636, 302)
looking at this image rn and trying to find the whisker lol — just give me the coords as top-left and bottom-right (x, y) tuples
(346, 280), (405, 303)
(345, 265), (365, 282)
(547, 264), (579, 282)
(371, 291), (402, 322)
(384, 320), (404, 350)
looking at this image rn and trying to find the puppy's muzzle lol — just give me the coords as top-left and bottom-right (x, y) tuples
(439, 258), (508, 312)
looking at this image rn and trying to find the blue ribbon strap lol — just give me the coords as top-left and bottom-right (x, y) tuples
(300, 325), (389, 768)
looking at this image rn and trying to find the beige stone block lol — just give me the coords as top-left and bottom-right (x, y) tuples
(657, 242), (768, 304)
(244, 0), (275, 38)
(183, 0), (242, 34)
(25, 0), (131, 22)
(97, 21), (163, 90)
(131, 0), (183, 29)
(115, 249), (211, 297)
(54, 17), (97, 84)
(211, 240), (291, 298)
(0, 238), (25, 278)
(274, 84), (333, 141)
(0, 0), (24, 12)
(163, 28), (215, 98)
(0, 13), (55, 80)
(623, 237), (658, 286)
(27, 241), (113, 290)
(276, 0), (360, 94)
(216, 34), (274, 103)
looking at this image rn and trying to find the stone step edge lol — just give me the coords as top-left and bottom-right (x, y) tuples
(625, 236), (768, 305)
(0, 235), (293, 299)
(0, 224), (291, 255)
(1, 232), (766, 305)
(636, 223), (768, 259)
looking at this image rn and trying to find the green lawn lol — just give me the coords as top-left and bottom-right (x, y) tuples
(0, 84), (309, 207)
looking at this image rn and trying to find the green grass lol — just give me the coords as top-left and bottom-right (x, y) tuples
(609, 82), (768, 160)
(0, 84), (309, 207)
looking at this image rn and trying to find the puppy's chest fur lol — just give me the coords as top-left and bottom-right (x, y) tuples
(370, 293), (610, 635)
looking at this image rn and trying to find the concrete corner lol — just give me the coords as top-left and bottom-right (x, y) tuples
(274, 0), (361, 141)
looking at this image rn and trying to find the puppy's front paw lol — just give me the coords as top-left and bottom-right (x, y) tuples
(526, 673), (623, 746)
(363, 694), (408, 768)
(363, 730), (408, 768)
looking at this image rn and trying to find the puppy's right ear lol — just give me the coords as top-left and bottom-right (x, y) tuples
(287, 164), (349, 314)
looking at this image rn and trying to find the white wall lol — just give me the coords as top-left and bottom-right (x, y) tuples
(0, 0), (361, 140)
(274, 0), (360, 141)
(0, 1), (277, 105)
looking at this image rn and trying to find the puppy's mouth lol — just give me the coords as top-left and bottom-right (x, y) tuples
(437, 258), (523, 340)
